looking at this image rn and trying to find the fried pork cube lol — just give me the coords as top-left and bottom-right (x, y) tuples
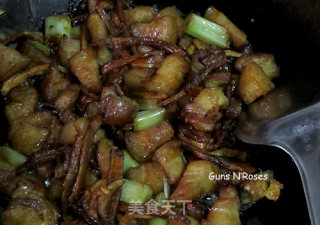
(5, 86), (38, 123)
(159, 6), (184, 36)
(55, 84), (81, 111)
(124, 6), (157, 25)
(8, 111), (62, 156)
(235, 53), (280, 80)
(126, 162), (166, 194)
(101, 87), (139, 125)
(0, 43), (30, 82)
(87, 13), (108, 46)
(152, 140), (185, 185)
(205, 6), (247, 49)
(58, 36), (80, 68)
(146, 55), (189, 96)
(238, 62), (274, 104)
(41, 65), (69, 103)
(132, 16), (178, 43)
(124, 68), (154, 91)
(125, 121), (174, 163)
(240, 171), (283, 201)
(2, 176), (59, 225)
(182, 88), (228, 132)
(203, 186), (241, 225)
(170, 160), (219, 202)
(60, 117), (89, 145)
(70, 47), (102, 93)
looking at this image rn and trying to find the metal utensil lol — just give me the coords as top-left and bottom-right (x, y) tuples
(236, 102), (320, 225)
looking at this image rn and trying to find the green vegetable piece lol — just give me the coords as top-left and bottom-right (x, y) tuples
(134, 108), (166, 131)
(149, 218), (168, 225)
(45, 15), (71, 39)
(185, 13), (230, 49)
(120, 179), (153, 203)
(97, 47), (112, 65)
(29, 40), (51, 55)
(0, 146), (28, 171)
(123, 150), (139, 173)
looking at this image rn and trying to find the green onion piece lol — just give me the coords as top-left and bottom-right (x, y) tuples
(184, 13), (230, 49)
(71, 26), (81, 39)
(97, 47), (112, 65)
(134, 108), (166, 131)
(120, 179), (153, 203)
(45, 15), (71, 39)
(0, 146), (27, 171)
(134, 98), (160, 110)
(123, 150), (139, 173)
(29, 40), (51, 55)
(149, 218), (168, 225)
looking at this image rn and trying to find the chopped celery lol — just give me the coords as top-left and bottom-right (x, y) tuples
(97, 47), (112, 65)
(149, 218), (168, 225)
(28, 40), (51, 55)
(184, 13), (230, 49)
(0, 146), (28, 171)
(123, 150), (139, 173)
(45, 15), (71, 39)
(134, 98), (160, 110)
(134, 108), (166, 131)
(120, 179), (153, 203)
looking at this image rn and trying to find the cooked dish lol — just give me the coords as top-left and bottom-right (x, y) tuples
(0, 1), (284, 224)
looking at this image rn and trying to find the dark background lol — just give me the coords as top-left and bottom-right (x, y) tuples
(1, 0), (320, 224)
